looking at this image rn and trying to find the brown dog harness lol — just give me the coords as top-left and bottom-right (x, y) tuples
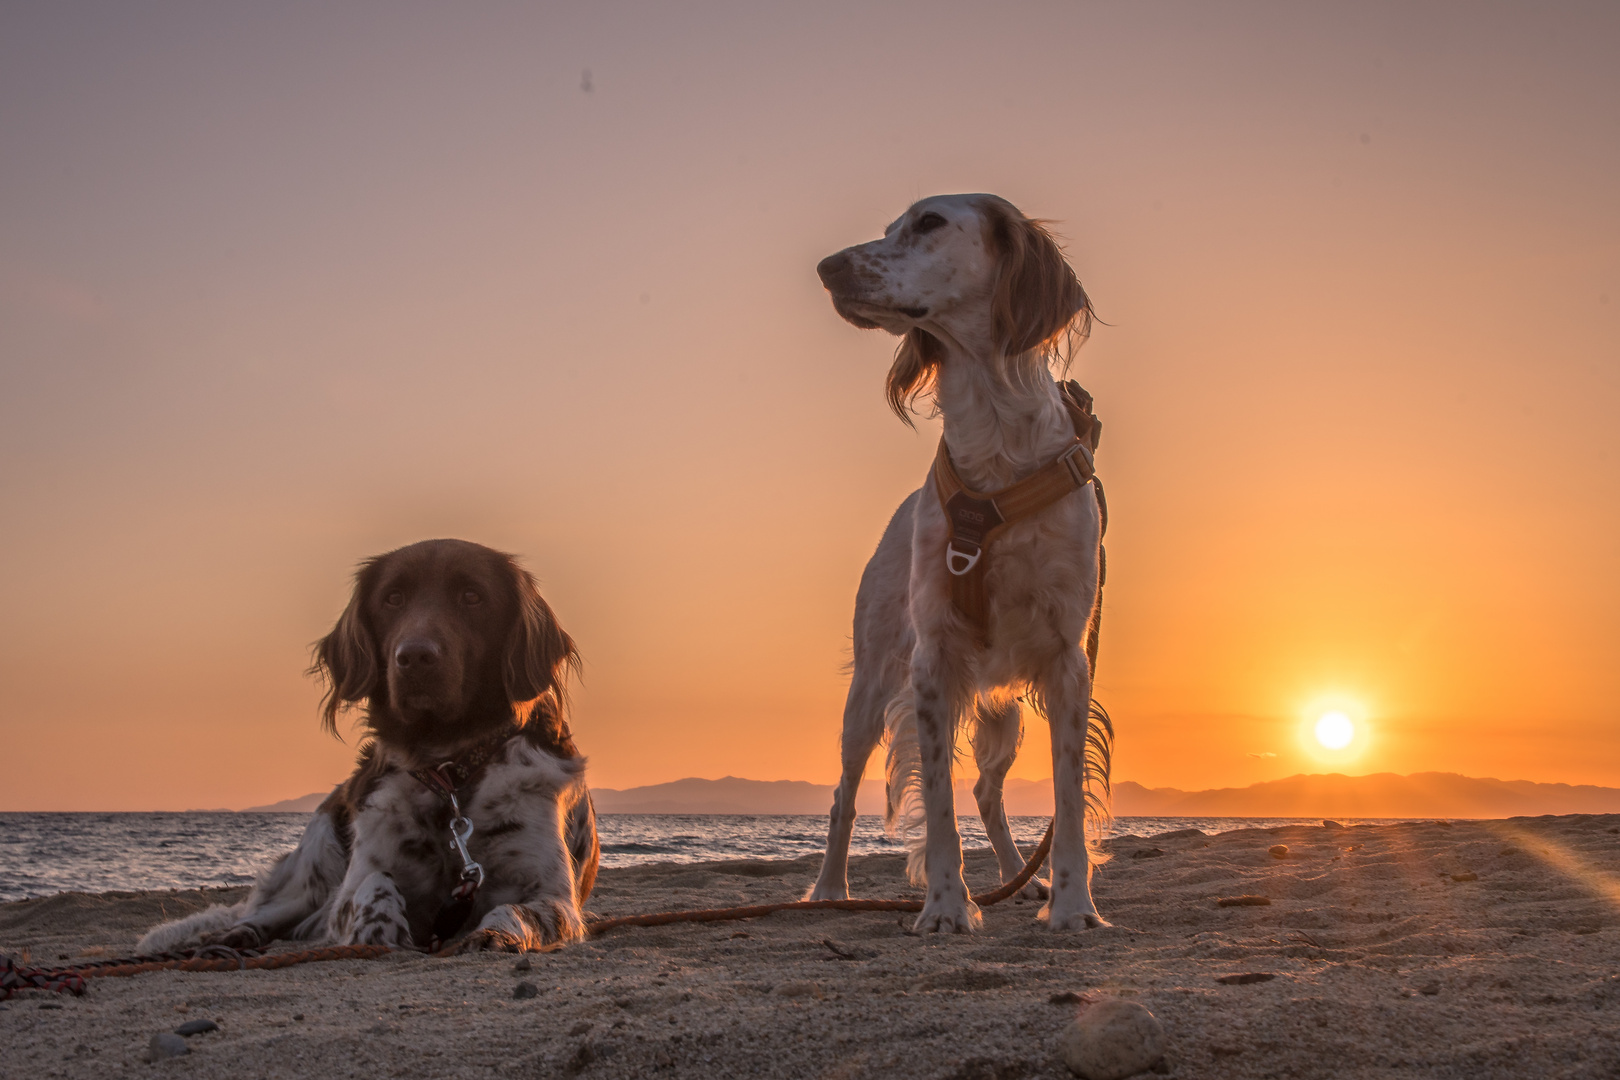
(931, 380), (1105, 644)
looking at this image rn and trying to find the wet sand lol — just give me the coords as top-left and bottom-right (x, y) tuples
(3, 815), (1618, 1078)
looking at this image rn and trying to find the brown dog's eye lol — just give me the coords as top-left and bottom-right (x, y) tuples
(914, 211), (947, 234)
(461, 589), (482, 606)
(383, 591), (403, 608)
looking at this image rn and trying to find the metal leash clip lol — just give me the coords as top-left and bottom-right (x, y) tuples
(435, 763), (486, 897)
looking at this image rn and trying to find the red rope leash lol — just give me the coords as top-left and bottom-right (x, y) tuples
(584, 820), (1053, 935)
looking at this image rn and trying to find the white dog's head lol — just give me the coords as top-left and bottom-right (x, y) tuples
(817, 194), (1091, 422)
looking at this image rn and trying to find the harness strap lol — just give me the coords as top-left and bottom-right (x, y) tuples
(932, 380), (1105, 644)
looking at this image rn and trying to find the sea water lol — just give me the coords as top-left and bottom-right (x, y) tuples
(0, 812), (1376, 903)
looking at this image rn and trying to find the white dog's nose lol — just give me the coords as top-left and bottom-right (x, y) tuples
(816, 251), (855, 291)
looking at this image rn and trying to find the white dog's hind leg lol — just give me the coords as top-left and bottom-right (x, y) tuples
(1037, 648), (1109, 930)
(807, 697), (885, 901)
(910, 644), (980, 934)
(811, 491), (918, 902)
(972, 696), (1048, 900)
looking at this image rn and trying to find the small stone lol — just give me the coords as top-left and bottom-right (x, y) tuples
(1322, 820), (1344, 829)
(1216, 895), (1271, 907)
(38, 1001), (65, 1010)
(774, 981), (819, 997)
(513, 982), (540, 1000)
(174, 1019), (219, 1037)
(1216, 972), (1276, 985)
(1059, 997), (1167, 1080)
(1050, 990), (1091, 1005)
(513, 956), (532, 973)
(1419, 982), (1440, 996)
(729, 931), (750, 939)
(292, 1014), (305, 1022)
(147, 1033), (190, 1060)
(1268, 845), (1289, 859)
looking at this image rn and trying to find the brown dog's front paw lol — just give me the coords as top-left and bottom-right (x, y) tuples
(451, 928), (526, 954)
(204, 924), (266, 951)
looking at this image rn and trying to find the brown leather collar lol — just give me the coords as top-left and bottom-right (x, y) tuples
(931, 380), (1103, 645)
(408, 727), (518, 800)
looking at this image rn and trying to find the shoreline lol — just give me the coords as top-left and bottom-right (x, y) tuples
(4, 815), (1618, 1078)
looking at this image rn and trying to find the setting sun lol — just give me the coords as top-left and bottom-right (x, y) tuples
(1315, 711), (1355, 750)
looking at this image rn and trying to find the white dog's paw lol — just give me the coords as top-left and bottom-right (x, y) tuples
(1038, 900), (1110, 931)
(912, 893), (983, 934)
(805, 882), (850, 902)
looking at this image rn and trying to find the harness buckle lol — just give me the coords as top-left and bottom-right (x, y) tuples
(1060, 442), (1095, 487)
(946, 540), (982, 576)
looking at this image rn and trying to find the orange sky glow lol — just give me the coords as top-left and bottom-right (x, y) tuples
(2, 2), (1617, 810)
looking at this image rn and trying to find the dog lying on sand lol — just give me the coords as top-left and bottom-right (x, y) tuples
(141, 539), (598, 954)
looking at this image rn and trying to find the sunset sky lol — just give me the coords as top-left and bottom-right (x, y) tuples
(3, 2), (1617, 811)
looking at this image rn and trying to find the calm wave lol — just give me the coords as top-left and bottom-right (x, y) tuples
(0, 812), (1373, 903)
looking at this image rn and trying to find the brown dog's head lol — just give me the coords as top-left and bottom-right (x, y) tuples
(815, 193), (1092, 425)
(311, 539), (579, 752)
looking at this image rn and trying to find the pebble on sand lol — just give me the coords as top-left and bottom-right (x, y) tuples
(1268, 845), (1289, 858)
(513, 982), (540, 999)
(1059, 997), (1166, 1080)
(147, 1033), (190, 1060)
(174, 1019), (219, 1036)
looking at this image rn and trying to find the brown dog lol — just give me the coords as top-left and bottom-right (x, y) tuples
(140, 539), (599, 954)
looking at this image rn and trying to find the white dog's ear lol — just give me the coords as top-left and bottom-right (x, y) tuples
(885, 328), (944, 427)
(984, 200), (1091, 357)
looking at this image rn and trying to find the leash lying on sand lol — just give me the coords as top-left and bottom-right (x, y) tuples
(1, 823), (1053, 994)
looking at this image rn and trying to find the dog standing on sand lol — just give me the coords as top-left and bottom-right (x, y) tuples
(141, 539), (598, 955)
(806, 194), (1113, 933)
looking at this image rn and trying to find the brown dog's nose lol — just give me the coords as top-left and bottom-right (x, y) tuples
(394, 639), (441, 670)
(817, 252), (854, 290)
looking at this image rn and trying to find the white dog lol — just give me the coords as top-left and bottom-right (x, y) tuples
(807, 194), (1112, 932)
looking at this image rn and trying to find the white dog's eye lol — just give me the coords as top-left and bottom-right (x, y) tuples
(914, 211), (947, 234)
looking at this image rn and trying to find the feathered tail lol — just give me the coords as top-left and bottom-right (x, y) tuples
(1082, 698), (1115, 868)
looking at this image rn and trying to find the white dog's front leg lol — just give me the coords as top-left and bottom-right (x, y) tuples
(911, 646), (980, 934)
(330, 871), (415, 948)
(1039, 649), (1109, 931)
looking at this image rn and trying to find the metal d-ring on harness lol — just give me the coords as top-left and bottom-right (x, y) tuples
(414, 761), (487, 952)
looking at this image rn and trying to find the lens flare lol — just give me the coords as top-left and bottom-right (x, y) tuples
(1315, 711), (1354, 750)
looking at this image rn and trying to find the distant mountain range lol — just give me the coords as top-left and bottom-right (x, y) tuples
(244, 772), (1620, 818)
(590, 772), (1620, 818)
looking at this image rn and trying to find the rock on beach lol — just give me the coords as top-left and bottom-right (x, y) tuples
(1059, 996), (1166, 1079)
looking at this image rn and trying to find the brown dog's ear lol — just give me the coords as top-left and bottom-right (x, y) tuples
(309, 561), (382, 738)
(503, 562), (581, 712)
(984, 198), (1092, 358)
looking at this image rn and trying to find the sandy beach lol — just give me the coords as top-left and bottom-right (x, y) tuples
(3, 815), (1617, 1079)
